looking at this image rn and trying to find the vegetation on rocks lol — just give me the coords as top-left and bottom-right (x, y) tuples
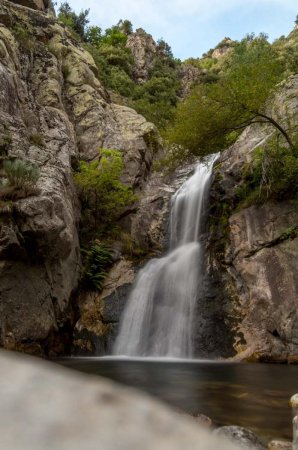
(58, 2), (181, 129)
(12, 23), (35, 51)
(74, 148), (137, 240)
(0, 159), (40, 199)
(235, 135), (298, 208)
(81, 243), (113, 291)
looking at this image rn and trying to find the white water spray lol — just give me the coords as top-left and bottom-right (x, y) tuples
(114, 155), (218, 357)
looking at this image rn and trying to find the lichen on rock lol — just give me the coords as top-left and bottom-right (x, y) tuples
(0, 0), (163, 355)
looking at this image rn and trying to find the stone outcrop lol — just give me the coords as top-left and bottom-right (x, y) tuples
(0, 0), (161, 355)
(179, 63), (201, 97)
(208, 75), (298, 362)
(0, 350), (242, 450)
(126, 29), (157, 83)
(8, 0), (54, 13)
(211, 38), (234, 59)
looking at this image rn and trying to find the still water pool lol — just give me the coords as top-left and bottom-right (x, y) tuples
(58, 357), (298, 443)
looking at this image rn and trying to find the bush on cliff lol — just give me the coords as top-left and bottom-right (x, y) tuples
(0, 159), (40, 200)
(74, 149), (137, 238)
(58, 2), (90, 40)
(82, 243), (113, 290)
(236, 135), (298, 206)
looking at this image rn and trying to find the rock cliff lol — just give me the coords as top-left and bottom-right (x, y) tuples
(9, 0), (54, 13)
(0, 0), (161, 355)
(126, 28), (157, 83)
(208, 75), (298, 362)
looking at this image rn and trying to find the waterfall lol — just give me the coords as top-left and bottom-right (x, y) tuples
(113, 155), (218, 358)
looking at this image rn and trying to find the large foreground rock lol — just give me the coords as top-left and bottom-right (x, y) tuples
(0, 351), (240, 450)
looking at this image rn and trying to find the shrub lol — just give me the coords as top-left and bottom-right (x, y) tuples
(85, 26), (102, 46)
(108, 67), (135, 97)
(82, 243), (113, 290)
(74, 149), (137, 238)
(3, 159), (40, 189)
(236, 136), (298, 208)
(0, 132), (12, 156)
(12, 24), (35, 51)
(102, 26), (128, 46)
(0, 159), (40, 200)
(58, 2), (90, 40)
(29, 133), (44, 148)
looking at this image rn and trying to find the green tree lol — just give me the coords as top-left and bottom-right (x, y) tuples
(166, 34), (292, 158)
(58, 2), (90, 40)
(102, 26), (128, 46)
(85, 26), (102, 46)
(157, 38), (173, 58)
(117, 19), (133, 36)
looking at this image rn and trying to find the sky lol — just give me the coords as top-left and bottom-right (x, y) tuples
(57, 0), (298, 60)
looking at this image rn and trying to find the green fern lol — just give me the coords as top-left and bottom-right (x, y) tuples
(82, 243), (113, 290)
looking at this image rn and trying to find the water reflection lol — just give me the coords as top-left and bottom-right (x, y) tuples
(58, 358), (298, 442)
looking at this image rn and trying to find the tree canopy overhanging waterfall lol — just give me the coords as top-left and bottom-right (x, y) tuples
(113, 155), (218, 358)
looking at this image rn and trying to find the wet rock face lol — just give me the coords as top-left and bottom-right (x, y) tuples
(0, 0), (161, 355)
(208, 75), (298, 362)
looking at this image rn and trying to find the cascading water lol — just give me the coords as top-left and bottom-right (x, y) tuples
(114, 155), (218, 358)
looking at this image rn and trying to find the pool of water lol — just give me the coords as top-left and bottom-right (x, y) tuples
(57, 357), (298, 443)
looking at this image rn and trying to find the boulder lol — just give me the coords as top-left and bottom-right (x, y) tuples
(0, 350), (241, 450)
(215, 426), (266, 450)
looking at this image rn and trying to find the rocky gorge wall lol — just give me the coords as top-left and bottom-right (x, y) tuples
(207, 75), (298, 362)
(0, 0), (162, 356)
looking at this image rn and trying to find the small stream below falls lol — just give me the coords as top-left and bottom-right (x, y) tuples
(58, 358), (298, 443)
